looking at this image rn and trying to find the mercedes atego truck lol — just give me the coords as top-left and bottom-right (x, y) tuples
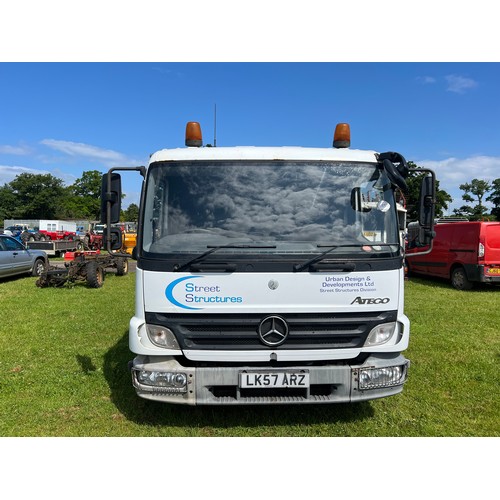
(101, 121), (435, 405)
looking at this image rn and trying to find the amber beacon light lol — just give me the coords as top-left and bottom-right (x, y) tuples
(185, 121), (203, 147)
(333, 123), (351, 148)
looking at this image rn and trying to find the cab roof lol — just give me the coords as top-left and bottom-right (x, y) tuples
(149, 146), (379, 165)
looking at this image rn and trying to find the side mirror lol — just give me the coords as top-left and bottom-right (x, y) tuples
(101, 172), (122, 224)
(417, 173), (436, 246)
(109, 227), (123, 251)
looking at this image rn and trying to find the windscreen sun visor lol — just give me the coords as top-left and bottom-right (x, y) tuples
(378, 152), (409, 193)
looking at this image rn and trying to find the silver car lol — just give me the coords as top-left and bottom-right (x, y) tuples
(0, 234), (48, 279)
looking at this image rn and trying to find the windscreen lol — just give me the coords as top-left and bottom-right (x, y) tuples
(142, 160), (400, 256)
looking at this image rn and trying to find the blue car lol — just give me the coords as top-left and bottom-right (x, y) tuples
(0, 234), (48, 279)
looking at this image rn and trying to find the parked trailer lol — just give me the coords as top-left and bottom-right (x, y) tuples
(36, 252), (129, 288)
(28, 239), (84, 257)
(37, 220), (78, 241)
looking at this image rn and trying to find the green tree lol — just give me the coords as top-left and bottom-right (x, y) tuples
(457, 178), (491, 220)
(0, 183), (18, 221)
(122, 203), (139, 222)
(486, 178), (500, 220)
(2, 173), (66, 219)
(404, 161), (452, 221)
(452, 205), (475, 219)
(64, 170), (104, 220)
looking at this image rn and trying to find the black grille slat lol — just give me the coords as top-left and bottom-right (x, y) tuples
(146, 311), (397, 351)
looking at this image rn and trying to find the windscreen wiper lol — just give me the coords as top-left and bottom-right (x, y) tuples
(293, 243), (400, 272)
(293, 245), (356, 273)
(173, 244), (277, 272)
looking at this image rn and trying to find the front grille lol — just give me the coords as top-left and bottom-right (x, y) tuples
(145, 311), (397, 350)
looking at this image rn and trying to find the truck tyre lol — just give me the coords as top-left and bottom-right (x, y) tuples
(86, 260), (105, 288)
(32, 258), (47, 277)
(451, 267), (474, 291)
(115, 257), (128, 276)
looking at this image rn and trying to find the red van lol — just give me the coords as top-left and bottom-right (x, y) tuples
(406, 221), (500, 290)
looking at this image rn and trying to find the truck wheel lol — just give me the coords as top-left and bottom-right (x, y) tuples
(451, 267), (474, 291)
(86, 260), (105, 288)
(115, 257), (129, 276)
(32, 258), (47, 277)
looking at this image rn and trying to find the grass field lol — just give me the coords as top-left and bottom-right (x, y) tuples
(0, 270), (499, 437)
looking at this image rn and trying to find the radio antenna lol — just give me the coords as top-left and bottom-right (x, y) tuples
(213, 103), (217, 147)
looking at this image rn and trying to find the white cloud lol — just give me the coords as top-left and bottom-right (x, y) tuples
(40, 139), (138, 168)
(445, 74), (478, 93)
(0, 144), (32, 155)
(417, 76), (436, 85)
(0, 165), (51, 186)
(416, 155), (500, 212)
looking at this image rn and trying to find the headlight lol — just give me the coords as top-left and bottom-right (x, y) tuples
(358, 364), (408, 390)
(365, 322), (396, 346)
(146, 324), (180, 349)
(135, 370), (188, 392)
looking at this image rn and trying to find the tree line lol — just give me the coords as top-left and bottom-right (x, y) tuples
(1, 164), (499, 225)
(0, 170), (139, 223)
(402, 162), (500, 222)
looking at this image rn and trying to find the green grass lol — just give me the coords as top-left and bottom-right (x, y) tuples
(0, 272), (498, 436)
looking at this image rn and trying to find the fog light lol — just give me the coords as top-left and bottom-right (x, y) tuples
(135, 370), (188, 393)
(146, 324), (180, 349)
(365, 322), (396, 346)
(358, 364), (408, 390)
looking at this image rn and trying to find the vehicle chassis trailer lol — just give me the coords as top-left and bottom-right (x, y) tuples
(36, 253), (128, 288)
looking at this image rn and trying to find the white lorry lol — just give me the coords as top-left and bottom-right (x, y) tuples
(101, 121), (435, 405)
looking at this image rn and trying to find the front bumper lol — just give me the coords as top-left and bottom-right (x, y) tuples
(130, 353), (409, 405)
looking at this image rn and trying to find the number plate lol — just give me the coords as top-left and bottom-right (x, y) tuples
(487, 267), (500, 275)
(239, 371), (309, 389)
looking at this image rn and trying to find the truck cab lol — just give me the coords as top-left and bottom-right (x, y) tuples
(102, 122), (435, 405)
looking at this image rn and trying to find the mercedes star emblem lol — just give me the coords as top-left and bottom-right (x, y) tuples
(258, 316), (289, 347)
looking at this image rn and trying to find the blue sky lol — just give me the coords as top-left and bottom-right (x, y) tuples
(1, 62), (500, 214)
